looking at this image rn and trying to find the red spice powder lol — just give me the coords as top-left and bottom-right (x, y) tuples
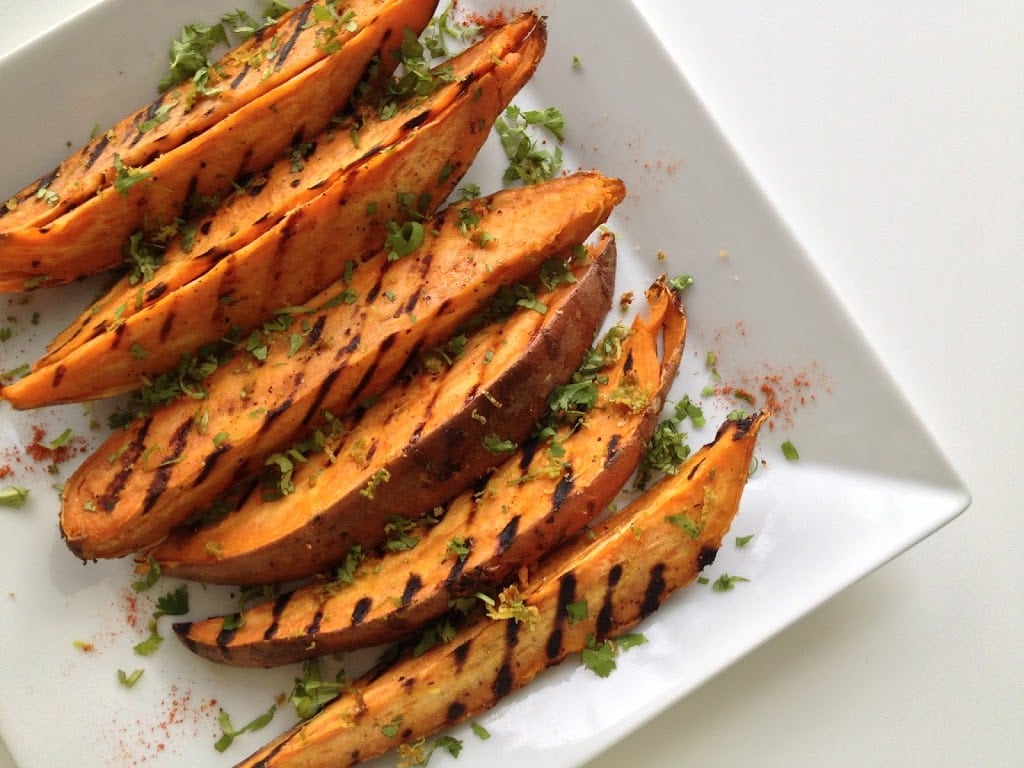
(716, 360), (831, 431)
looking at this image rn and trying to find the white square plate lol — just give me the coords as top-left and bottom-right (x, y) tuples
(0, 1), (969, 766)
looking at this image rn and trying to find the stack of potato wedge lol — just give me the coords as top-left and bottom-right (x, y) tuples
(0, 2), (767, 766)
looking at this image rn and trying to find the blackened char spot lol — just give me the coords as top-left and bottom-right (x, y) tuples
(215, 625), (238, 647)
(401, 574), (423, 606)
(497, 515), (520, 555)
(608, 563), (623, 587)
(158, 309), (177, 343)
(447, 701), (466, 722)
(456, 70), (479, 97)
(130, 95), (170, 146)
(505, 613), (521, 647)
(172, 622), (196, 652)
(97, 419), (152, 511)
(686, 457), (707, 481)
(452, 639), (472, 671)
(52, 364), (67, 389)
(351, 596), (372, 626)
(545, 628), (563, 661)
(301, 366), (343, 427)
(640, 563), (667, 618)
(697, 545), (718, 570)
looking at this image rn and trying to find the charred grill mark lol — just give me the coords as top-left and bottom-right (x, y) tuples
(158, 308), (177, 343)
(260, 397), (294, 434)
(399, 289), (421, 319)
(597, 563), (624, 637)
(97, 420), (152, 512)
(551, 471), (574, 511)
(446, 701), (466, 722)
(345, 333), (399, 409)
(686, 457), (707, 481)
(517, 433), (541, 471)
(131, 95), (170, 146)
(145, 282), (169, 303)
(301, 366), (343, 427)
(230, 65), (250, 90)
(112, 323), (126, 348)
(215, 624), (238, 647)
(351, 596), (372, 626)
(492, 662), (513, 699)
(275, 4), (313, 70)
(401, 108), (433, 132)
(546, 572), (577, 660)
(497, 515), (520, 555)
(305, 608), (324, 637)
(456, 70), (479, 97)
(142, 416), (195, 515)
(306, 315), (326, 347)
(603, 434), (622, 469)
(333, 331), (362, 362)
(622, 348), (635, 376)
(262, 592), (295, 640)
(52, 364), (67, 389)
(365, 269), (384, 302)
(83, 134), (110, 171)
(401, 574), (423, 606)
(192, 444), (229, 488)
(697, 545), (718, 570)
(640, 563), (667, 619)
(443, 538), (470, 587)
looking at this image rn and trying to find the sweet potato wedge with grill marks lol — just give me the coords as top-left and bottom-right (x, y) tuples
(173, 275), (685, 665)
(153, 236), (616, 586)
(0, 0), (440, 291)
(40, 14), (544, 368)
(58, 171), (627, 560)
(3, 15), (546, 408)
(232, 412), (767, 768)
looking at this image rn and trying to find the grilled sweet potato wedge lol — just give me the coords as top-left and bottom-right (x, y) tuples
(0, 0), (440, 291)
(39, 14), (544, 372)
(233, 412), (767, 768)
(3, 15), (546, 408)
(173, 276), (686, 665)
(59, 172), (627, 560)
(153, 235), (616, 585)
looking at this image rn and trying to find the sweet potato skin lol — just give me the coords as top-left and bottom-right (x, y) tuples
(2, 15), (547, 408)
(41, 14), (544, 368)
(173, 275), (685, 665)
(0, 0), (441, 290)
(58, 172), (627, 561)
(232, 413), (767, 768)
(154, 236), (616, 586)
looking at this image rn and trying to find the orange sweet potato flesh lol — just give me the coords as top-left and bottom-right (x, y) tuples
(233, 412), (767, 768)
(58, 171), (627, 560)
(173, 275), (686, 665)
(154, 236), (616, 586)
(0, 0), (441, 292)
(40, 14), (543, 368)
(2, 14), (546, 408)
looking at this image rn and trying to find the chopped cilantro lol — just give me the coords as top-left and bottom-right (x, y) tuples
(380, 716), (403, 739)
(111, 154), (152, 196)
(781, 439), (800, 461)
(482, 433), (516, 455)
(0, 486), (30, 509)
(470, 721), (491, 740)
(214, 703), (277, 752)
(495, 104), (565, 185)
(117, 668), (145, 688)
(290, 659), (349, 720)
(736, 534), (755, 548)
(384, 515), (419, 551)
(712, 573), (750, 592)
(666, 513), (701, 540)
(565, 599), (588, 624)
(581, 632), (647, 677)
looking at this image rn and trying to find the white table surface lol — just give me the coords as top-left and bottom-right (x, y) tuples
(0, 2), (1020, 767)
